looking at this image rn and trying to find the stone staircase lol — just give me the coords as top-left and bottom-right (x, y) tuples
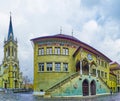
(46, 72), (79, 93)
(45, 72), (110, 97)
(98, 76), (111, 91)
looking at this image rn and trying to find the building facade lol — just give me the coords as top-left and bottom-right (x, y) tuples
(110, 62), (120, 92)
(0, 15), (23, 89)
(31, 34), (117, 97)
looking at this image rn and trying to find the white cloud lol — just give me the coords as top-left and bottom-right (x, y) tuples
(79, 20), (100, 44)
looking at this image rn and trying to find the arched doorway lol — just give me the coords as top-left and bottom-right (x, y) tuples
(90, 80), (96, 95)
(82, 79), (89, 96)
(14, 80), (17, 88)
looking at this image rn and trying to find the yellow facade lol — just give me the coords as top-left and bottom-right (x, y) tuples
(110, 62), (120, 92)
(33, 42), (76, 92)
(108, 73), (117, 93)
(31, 34), (117, 96)
(0, 15), (23, 89)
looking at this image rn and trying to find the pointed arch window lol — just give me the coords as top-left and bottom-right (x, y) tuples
(14, 48), (17, 58)
(12, 46), (14, 56)
(8, 46), (10, 56)
(6, 48), (8, 57)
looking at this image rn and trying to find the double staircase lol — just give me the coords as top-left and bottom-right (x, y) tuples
(45, 72), (110, 96)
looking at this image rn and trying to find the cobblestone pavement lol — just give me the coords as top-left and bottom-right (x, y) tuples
(0, 93), (120, 101)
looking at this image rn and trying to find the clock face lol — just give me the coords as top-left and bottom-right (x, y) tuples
(87, 54), (92, 60)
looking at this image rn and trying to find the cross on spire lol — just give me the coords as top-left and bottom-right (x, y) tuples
(60, 26), (62, 34)
(72, 29), (73, 36)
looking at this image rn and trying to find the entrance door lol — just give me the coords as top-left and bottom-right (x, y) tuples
(118, 87), (120, 92)
(4, 83), (7, 89)
(15, 80), (17, 88)
(90, 80), (96, 95)
(82, 79), (89, 96)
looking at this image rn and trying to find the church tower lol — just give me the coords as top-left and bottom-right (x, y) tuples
(4, 14), (18, 63)
(1, 14), (22, 89)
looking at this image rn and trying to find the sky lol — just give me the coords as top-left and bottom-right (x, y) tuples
(0, 0), (120, 82)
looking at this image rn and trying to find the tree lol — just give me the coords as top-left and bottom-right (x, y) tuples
(23, 76), (30, 89)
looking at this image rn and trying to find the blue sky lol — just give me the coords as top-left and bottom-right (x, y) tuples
(0, 0), (120, 82)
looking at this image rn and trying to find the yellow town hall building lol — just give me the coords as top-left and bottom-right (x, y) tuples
(31, 33), (119, 97)
(0, 14), (23, 89)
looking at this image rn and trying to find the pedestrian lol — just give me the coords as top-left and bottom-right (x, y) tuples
(110, 89), (112, 95)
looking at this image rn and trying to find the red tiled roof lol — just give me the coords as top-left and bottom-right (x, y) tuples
(31, 34), (112, 62)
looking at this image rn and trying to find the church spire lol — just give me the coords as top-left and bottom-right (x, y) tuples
(8, 12), (14, 40)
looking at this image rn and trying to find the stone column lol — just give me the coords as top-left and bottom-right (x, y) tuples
(19, 82), (21, 88)
(89, 81), (91, 96)
(89, 64), (91, 76)
(80, 60), (82, 75)
(96, 67), (98, 78)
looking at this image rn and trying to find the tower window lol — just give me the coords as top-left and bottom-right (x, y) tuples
(12, 47), (14, 56)
(14, 49), (16, 58)
(8, 46), (10, 56)
(6, 48), (8, 57)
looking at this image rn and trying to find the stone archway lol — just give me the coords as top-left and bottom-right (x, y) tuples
(90, 80), (96, 95)
(82, 79), (89, 96)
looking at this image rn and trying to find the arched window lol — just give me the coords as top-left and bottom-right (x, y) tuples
(12, 46), (14, 56)
(6, 48), (8, 57)
(8, 46), (10, 56)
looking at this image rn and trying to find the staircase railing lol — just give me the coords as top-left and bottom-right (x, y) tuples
(46, 72), (110, 93)
(98, 76), (111, 90)
(46, 72), (79, 92)
(90, 73), (110, 90)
